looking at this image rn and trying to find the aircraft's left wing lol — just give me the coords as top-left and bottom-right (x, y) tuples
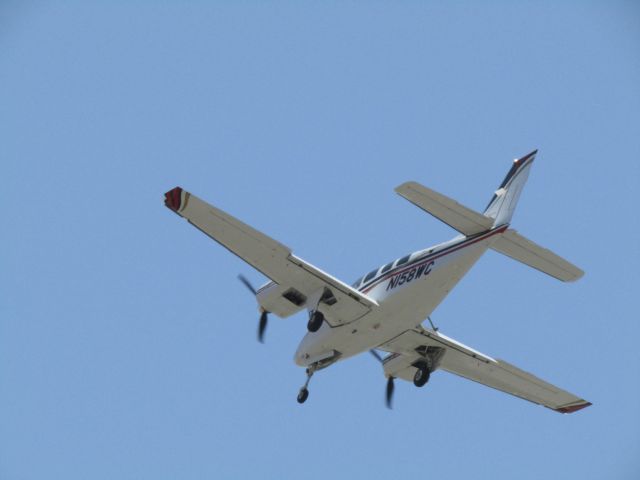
(379, 328), (591, 414)
(164, 187), (377, 325)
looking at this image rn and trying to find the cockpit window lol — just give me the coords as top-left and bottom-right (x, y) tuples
(351, 277), (363, 288)
(380, 262), (394, 275)
(363, 269), (378, 283)
(396, 254), (411, 266)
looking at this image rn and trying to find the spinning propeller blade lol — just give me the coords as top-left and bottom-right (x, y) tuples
(369, 349), (384, 363)
(258, 310), (268, 343)
(237, 274), (269, 343)
(238, 274), (257, 295)
(386, 377), (395, 409)
(370, 350), (395, 409)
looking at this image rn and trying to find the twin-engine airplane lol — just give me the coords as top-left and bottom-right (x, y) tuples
(164, 150), (591, 413)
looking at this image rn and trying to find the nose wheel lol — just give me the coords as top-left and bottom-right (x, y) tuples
(296, 366), (316, 404)
(297, 388), (309, 404)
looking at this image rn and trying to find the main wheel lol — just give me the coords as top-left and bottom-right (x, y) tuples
(307, 311), (324, 332)
(413, 361), (430, 387)
(297, 388), (309, 404)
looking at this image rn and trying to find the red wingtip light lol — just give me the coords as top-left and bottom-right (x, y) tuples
(555, 402), (592, 414)
(164, 187), (183, 212)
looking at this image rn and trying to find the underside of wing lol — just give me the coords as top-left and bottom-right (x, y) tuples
(491, 229), (584, 282)
(378, 328), (591, 414)
(164, 187), (377, 326)
(395, 181), (494, 236)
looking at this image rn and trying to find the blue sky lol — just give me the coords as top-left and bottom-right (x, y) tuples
(2, 2), (639, 479)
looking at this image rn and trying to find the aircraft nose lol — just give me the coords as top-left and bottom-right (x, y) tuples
(294, 335), (311, 366)
(294, 330), (325, 367)
(293, 322), (332, 367)
(294, 351), (307, 367)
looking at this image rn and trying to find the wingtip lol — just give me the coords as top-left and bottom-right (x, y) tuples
(164, 186), (184, 212)
(554, 401), (592, 414)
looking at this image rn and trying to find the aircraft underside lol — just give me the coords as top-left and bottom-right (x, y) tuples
(164, 149), (591, 413)
(294, 234), (494, 367)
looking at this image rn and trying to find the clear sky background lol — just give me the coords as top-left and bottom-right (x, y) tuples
(2, 2), (639, 479)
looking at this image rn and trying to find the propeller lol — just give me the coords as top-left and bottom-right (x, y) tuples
(258, 310), (268, 343)
(238, 274), (257, 295)
(369, 349), (383, 363)
(238, 274), (269, 343)
(386, 377), (395, 409)
(370, 349), (395, 409)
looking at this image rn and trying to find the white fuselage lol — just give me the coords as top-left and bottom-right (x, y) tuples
(294, 226), (508, 367)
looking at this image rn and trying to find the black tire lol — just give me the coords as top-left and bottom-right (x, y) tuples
(413, 361), (430, 387)
(307, 311), (324, 332)
(297, 388), (309, 404)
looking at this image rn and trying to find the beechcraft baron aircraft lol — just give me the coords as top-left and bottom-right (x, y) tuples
(164, 150), (591, 413)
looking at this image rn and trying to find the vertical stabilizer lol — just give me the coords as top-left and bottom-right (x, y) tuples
(484, 150), (536, 226)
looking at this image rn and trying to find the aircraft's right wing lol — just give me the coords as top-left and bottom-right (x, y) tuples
(379, 328), (591, 414)
(164, 187), (377, 325)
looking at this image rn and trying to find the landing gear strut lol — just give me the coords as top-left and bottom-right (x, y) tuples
(307, 311), (324, 332)
(297, 367), (315, 404)
(413, 361), (430, 387)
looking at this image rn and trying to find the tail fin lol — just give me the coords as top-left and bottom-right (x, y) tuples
(395, 149), (584, 282)
(484, 150), (537, 226)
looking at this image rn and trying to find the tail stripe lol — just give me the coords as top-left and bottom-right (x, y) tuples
(485, 150), (537, 211)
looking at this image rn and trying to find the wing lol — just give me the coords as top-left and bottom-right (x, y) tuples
(379, 328), (591, 414)
(164, 187), (377, 325)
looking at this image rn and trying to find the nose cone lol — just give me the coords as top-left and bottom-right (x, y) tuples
(294, 333), (314, 366)
(294, 320), (336, 366)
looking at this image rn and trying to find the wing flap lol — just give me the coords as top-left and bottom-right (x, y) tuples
(165, 187), (376, 325)
(379, 328), (591, 413)
(395, 181), (494, 236)
(491, 229), (584, 282)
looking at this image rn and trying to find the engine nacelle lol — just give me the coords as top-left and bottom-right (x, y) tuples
(256, 281), (308, 318)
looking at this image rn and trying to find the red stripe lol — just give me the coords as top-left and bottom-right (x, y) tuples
(361, 226), (508, 294)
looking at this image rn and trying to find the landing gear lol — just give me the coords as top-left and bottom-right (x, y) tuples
(307, 311), (324, 332)
(413, 361), (430, 387)
(297, 388), (309, 403)
(297, 367), (315, 404)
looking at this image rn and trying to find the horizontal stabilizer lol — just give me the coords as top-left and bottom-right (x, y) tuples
(491, 230), (584, 282)
(395, 181), (494, 236)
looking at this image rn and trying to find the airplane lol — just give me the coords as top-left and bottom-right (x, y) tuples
(164, 150), (591, 413)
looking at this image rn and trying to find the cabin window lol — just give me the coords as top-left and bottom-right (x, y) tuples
(380, 262), (394, 275)
(363, 269), (378, 283)
(396, 254), (411, 266)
